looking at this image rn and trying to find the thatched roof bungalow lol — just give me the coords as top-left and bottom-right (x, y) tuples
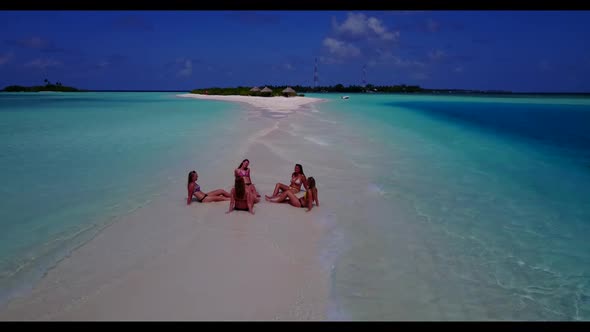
(249, 86), (261, 96)
(282, 87), (296, 97)
(260, 86), (273, 96)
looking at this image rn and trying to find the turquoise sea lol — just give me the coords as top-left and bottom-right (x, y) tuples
(0, 92), (243, 304)
(1, 92), (589, 320)
(305, 93), (590, 320)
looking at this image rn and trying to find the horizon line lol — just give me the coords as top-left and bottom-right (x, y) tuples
(66, 89), (590, 95)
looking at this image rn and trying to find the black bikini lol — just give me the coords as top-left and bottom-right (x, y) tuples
(192, 182), (208, 203)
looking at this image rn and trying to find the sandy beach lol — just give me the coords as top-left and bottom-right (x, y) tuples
(177, 94), (325, 114)
(0, 94), (334, 321)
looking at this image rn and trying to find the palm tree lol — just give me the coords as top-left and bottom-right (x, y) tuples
(44, 79), (49, 86)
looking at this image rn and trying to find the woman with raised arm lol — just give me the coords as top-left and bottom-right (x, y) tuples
(235, 158), (261, 200)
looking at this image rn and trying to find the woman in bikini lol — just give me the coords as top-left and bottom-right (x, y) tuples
(266, 163), (307, 199)
(234, 159), (260, 200)
(265, 177), (319, 212)
(187, 170), (231, 205)
(227, 176), (255, 215)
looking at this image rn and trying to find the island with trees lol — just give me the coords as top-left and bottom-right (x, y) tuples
(190, 84), (515, 97)
(3, 79), (82, 92)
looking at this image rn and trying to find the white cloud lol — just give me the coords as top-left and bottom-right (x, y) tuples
(323, 37), (361, 58)
(177, 59), (192, 77)
(0, 52), (14, 65)
(24, 58), (62, 69)
(322, 12), (401, 65)
(333, 12), (399, 42)
(367, 17), (399, 41)
(332, 13), (367, 37)
(454, 66), (464, 73)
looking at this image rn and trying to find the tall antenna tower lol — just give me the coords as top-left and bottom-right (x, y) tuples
(314, 57), (319, 88)
(362, 64), (367, 87)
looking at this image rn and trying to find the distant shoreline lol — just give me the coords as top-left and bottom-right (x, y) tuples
(2, 90), (588, 96)
(2, 84), (80, 92)
(176, 93), (326, 114)
(82, 90), (590, 96)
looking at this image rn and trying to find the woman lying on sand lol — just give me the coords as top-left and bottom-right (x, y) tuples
(187, 170), (231, 205)
(266, 177), (319, 212)
(235, 158), (261, 200)
(267, 163), (307, 198)
(227, 177), (255, 215)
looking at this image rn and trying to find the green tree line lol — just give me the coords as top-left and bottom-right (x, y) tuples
(3, 79), (80, 92)
(190, 84), (425, 96)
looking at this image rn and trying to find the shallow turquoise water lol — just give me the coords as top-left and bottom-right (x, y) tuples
(307, 93), (590, 320)
(1, 92), (589, 320)
(0, 92), (241, 303)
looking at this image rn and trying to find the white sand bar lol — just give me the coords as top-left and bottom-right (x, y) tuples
(0, 94), (334, 321)
(177, 94), (326, 114)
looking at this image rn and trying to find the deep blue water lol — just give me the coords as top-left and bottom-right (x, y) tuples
(391, 99), (590, 156)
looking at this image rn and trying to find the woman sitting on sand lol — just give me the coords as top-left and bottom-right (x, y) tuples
(227, 177), (255, 215)
(266, 177), (319, 212)
(235, 158), (261, 199)
(187, 170), (231, 205)
(267, 163), (307, 198)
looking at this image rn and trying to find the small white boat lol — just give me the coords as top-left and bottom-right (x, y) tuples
(341, 96), (350, 99)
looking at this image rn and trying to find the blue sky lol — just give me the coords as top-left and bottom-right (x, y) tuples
(1, 11), (589, 92)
